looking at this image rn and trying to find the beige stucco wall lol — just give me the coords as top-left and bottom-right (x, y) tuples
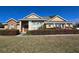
(17, 24), (20, 30)
(4, 25), (8, 29)
(46, 24), (54, 28)
(21, 28), (28, 33)
(19, 21), (22, 32)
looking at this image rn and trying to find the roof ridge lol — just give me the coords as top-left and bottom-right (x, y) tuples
(7, 18), (17, 22)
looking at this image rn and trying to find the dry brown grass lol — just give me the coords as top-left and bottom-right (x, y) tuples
(0, 35), (79, 53)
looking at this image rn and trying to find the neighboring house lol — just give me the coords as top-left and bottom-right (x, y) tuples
(4, 18), (18, 29)
(4, 13), (73, 33)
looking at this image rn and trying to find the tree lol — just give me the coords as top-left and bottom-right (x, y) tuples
(76, 23), (79, 27)
(0, 22), (4, 28)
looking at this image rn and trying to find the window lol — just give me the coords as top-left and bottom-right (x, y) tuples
(33, 22), (37, 25)
(33, 22), (41, 25)
(9, 24), (15, 29)
(55, 23), (62, 27)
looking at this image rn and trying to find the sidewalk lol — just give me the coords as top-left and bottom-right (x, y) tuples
(16, 34), (79, 37)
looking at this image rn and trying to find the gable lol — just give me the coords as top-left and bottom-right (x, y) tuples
(27, 14), (39, 18)
(23, 13), (42, 19)
(7, 19), (17, 25)
(50, 16), (66, 22)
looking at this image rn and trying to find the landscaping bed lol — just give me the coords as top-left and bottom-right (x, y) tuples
(0, 29), (20, 35)
(27, 28), (79, 35)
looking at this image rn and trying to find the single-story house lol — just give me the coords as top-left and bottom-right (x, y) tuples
(4, 13), (73, 33)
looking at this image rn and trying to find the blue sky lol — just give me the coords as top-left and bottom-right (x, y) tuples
(0, 6), (79, 23)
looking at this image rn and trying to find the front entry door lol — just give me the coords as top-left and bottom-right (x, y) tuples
(21, 21), (28, 33)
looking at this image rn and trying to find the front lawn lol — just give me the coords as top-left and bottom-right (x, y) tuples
(0, 35), (79, 53)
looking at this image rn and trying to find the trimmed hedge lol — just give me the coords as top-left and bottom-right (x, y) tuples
(27, 29), (79, 35)
(0, 29), (20, 35)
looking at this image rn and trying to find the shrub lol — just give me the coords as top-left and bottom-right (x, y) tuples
(26, 29), (79, 35)
(26, 31), (32, 35)
(0, 29), (20, 35)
